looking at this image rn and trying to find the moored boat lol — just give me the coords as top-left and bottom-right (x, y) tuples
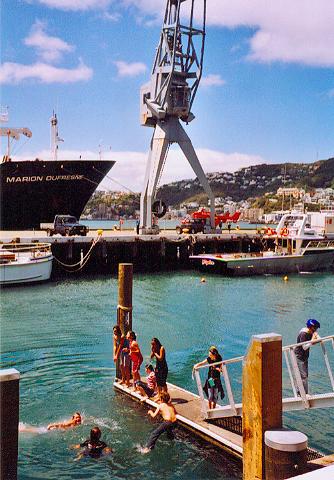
(190, 213), (334, 276)
(0, 243), (53, 285)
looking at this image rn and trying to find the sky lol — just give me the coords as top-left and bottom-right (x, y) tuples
(1, 0), (333, 192)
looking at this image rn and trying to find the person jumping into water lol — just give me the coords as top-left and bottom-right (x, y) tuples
(142, 392), (177, 452)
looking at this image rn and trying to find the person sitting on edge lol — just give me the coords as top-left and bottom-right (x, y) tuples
(142, 392), (177, 452)
(135, 364), (157, 400)
(74, 427), (112, 459)
(47, 412), (82, 430)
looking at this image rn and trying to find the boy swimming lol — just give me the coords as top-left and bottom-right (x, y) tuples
(47, 412), (82, 430)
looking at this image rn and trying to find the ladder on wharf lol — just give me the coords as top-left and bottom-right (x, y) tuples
(193, 335), (334, 420)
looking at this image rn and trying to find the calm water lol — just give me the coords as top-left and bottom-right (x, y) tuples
(1, 271), (334, 479)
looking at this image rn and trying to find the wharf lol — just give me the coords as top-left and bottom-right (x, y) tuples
(0, 229), (265, 274)
(114, 380), (243, 459)
(0, 228), (259, 242)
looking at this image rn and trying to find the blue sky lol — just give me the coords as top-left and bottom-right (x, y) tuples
(1, 0), (333, 192)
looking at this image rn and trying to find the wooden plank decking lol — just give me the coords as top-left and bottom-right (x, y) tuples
(114, 380), (243, 459)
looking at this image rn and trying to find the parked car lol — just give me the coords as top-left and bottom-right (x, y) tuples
(48, 215), (89, 236)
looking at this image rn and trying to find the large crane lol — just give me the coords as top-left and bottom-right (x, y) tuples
(139, 0), (215, 234)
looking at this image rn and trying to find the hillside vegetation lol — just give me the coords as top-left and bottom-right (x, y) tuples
(157, 157), (334, 207)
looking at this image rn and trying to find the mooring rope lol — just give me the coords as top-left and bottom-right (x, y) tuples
(53, 233), (102, 272)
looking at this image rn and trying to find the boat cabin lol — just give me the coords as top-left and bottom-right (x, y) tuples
(274, 214), (324, 256)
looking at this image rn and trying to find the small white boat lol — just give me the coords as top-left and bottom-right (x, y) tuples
(0, 243), (53, 285)
(190, 213), (334, 276)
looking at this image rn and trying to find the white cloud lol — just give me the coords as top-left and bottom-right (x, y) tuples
(101, 11), (121, 22)
(201, 74), (226, 88)
(0, 61), (93, 84)
(18, 147), (265, 192)
(124, 0), (334, 68)
(24, 20), (74, 63)
(31, 0), (112, 10)
(114, 61), (147, 77)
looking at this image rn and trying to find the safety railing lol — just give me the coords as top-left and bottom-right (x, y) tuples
(193, 335), (334, 419)
(304, 240), (334, 250)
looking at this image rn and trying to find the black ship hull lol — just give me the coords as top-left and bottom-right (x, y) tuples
(0, 159), (115, 230)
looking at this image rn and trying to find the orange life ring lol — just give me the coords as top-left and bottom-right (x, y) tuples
(266, 228), (275, 236)
(280, 227), (289, 237)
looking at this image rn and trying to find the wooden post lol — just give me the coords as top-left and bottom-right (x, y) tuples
(116, 263), (133, 378)
(242, 333), (282, 480)
(0, 368), (20, 480)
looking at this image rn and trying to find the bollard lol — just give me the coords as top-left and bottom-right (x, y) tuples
(0, 369), (20, 480)
(243, 333), (283, 480)
(116, 263), (133, 378)
(265, 429), (308, 479)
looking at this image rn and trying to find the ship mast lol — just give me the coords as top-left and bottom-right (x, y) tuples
(50, 111), (64, 161)
(139, 0), (215, 234)
(0, 106), (32, 162)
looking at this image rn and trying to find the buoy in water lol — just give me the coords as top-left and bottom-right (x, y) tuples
(201, 277), (206, 283)
(283, 275), (289, 281)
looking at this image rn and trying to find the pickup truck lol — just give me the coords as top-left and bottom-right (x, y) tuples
(47, 215), (89, 236)
(176, 218), (206, 234)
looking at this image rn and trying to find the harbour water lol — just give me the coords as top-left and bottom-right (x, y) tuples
(1, 271), (333, 479)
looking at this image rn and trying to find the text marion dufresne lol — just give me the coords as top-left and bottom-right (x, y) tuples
(6, 174), (84, 183)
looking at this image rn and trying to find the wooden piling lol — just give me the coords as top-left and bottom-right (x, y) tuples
(242, 333), (282, 480)
(117, 263), (133, 334)
(0, 368), (20, 480)
(116, 263), (133, 378)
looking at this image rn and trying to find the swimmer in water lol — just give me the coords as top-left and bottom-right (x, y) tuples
(73, 427), (112, 459)
(19, 412), (82, 434)
(47, 412), (82, 430)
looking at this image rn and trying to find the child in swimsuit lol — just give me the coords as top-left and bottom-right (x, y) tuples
(135, 364), (157, 399)
(126, 331), (143, 388)
(113, 325), (131, 386)
(47, 412), (82, 430)
(142, 392), (177, 452)
(74, 427), (112, 459)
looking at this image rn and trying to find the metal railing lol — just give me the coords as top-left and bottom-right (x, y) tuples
(304, 240), (334, 250)
(193, 335), (334, 419)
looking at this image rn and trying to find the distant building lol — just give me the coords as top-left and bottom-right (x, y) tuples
(277, 187), (305, 199)
(243, 208), (264, 222)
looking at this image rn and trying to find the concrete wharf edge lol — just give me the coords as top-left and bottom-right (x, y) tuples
(114, 380), (243, 459)
(0, 229), (259, 244)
